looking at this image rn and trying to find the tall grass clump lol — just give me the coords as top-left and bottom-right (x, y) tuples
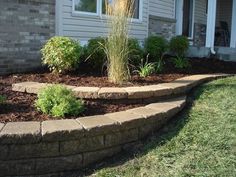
(103, 0), (135, 84)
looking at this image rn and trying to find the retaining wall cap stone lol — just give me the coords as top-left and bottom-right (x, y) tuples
(98, 87), (128, 99)
(105, 111), (145, 129)
(127, 107), (164, 119)
(42, 119), (84, 142)
(0, 122), (41, 144)
(77, 115), (119, 133)
(72, 87), (100, 99)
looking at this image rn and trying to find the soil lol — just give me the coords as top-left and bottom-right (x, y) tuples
(0, 58), (235, 123)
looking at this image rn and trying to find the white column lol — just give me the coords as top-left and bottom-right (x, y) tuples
(230, 0), (236, 48)
(205, 0), (217, 48)
(175, 0), (183, 35)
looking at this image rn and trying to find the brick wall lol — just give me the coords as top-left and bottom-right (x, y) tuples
(0, 0), (55, 75)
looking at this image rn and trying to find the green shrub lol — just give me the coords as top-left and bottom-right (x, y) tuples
(0, 95), (6, 104)
(173, 56), (190, 69)
(35, 85), (84, 117)
(128, 38), (143, 67)
(135, 58), (155, 78)
(41, 36), (82, 73)
(144, 36), (168, 61)
(86, 37), (107, 71)
(169, 36), (189, 57)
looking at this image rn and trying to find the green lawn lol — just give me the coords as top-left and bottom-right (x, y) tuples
(90, 77), (236, 177)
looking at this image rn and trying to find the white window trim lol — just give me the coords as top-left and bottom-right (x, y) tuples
(72, 0), (100, 16)
(72, 0), (143, 22)
(188, 0), (195, 40)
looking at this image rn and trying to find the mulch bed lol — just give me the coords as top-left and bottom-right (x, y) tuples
(0, 58), (235, 123)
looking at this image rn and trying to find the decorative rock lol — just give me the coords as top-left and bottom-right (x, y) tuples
(77, 115), (119, 134)
(98, 87), (128, 99)
(42, 119), (84, 142)
(0, 122), (41, 144)
(25, 82), (49, 94)
(0, 123), (4, 131)
(12, 82), (39, 92)
(73, 87), (100, 99)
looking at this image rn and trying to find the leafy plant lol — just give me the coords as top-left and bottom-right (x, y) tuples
(0, 95), (6, 104)
(155, 59), (165, 73)
(85, 37), (107, 71)
(173, 56), (190, 69)
(103, 0), (135, 84)
(41, 36), (82, 73)
(135, 58), (155, 78)
(169, 36), (190, 69)
(144, 36), (168, 61)
(169, 36), (189, 57)
(35, 85), (84, 117)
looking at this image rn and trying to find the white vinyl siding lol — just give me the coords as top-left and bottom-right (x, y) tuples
(149, 0), (175, 19)
(194, 0), (207, 24)
(59, 0), (148, 43)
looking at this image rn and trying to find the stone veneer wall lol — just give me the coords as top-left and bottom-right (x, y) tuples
(148, 15), (176, 41)
(0, 0), (55, 75)
(193, 23), (207, 47)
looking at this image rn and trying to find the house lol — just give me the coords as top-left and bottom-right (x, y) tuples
(0, 0), (235, 75)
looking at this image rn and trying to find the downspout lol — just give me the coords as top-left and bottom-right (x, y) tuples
(210, 47), (216, 55)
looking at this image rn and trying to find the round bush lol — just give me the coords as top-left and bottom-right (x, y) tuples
(86, 37), (107, 71)
(144, 36), (168, 60)
(35, 85), (84, 117)
(169, 36), (189, 57)
(41, 36), (82, 73)
(128, 38), (144, 67)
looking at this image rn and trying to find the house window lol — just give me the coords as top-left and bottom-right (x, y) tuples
(73, 0), (98, 14)
(101, 0), (140, 19)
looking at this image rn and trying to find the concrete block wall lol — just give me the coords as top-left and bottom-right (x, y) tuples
(0, 0), (55, 75)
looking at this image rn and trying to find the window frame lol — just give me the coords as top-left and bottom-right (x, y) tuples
(72, 0), (143, 22)
(72, 0), (100, 16)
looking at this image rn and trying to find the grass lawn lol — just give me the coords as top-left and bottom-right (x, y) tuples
(90, 77), (236, 177)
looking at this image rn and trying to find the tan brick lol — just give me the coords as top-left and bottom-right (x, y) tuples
(77, 115), (119, 134)
(72, 87), (100, 99)
(124, 86), (154, 99)
(98, 87), (128, 99)
(105, 111), (145, 129)
(146, 85), (173, 97)
(0, 122), (41, 144)
(42, 119), (84, 142)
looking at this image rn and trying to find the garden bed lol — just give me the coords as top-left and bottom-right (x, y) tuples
(0, 58), (235, 123)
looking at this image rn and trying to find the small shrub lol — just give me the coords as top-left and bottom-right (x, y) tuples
(173, 56), (190, 69)
(169, 36), (189, 57)
(144, 36), (168, 61)
(35, 85), (84, 117)
(0, 95), (6, 104)
(128, 38), (144, 67)
(41, 36), (82, 73)
(155, 59), (165, 73)
(135, 58), (155, 78)
(86, 37), (107, 71)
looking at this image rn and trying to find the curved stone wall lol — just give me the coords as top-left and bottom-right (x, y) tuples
(0, 97), (186, 176)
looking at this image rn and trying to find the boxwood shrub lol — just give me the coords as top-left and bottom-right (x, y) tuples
(128, 38), (144, 67)
(41, 36), (82, 73)
(169, 36), (189, 57)
(35, 85), (84, 117)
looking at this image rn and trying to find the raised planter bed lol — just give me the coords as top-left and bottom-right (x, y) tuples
(0, 74), (233, 176)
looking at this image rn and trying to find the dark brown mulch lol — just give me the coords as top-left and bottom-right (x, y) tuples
(0, 58), (235, 123)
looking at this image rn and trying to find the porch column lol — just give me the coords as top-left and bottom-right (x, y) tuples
(205, 0), (217, 48)
(230, 0), (236, 48)
(175, 0), (183, 35)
